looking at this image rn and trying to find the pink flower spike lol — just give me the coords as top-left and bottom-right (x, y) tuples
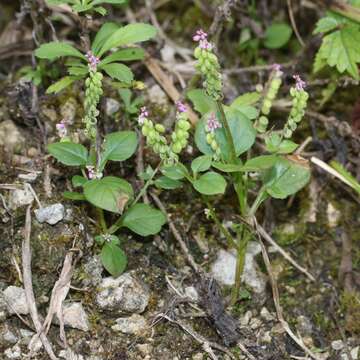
(176, 100), (187, 113)
(85, 51), (100, 70)
(193, 29), (208, 42)
(207, 113), (221, 133)
(56, 121), (67, 138)
(293, 75), (306, 91)
(138, 106), (149, 125)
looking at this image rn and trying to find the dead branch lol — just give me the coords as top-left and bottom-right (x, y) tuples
(21, 206), (58, 360)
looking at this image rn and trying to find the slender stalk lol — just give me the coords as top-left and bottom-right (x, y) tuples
(231, 227), (252, 305)
(97, 207), (107, 233)
(249, 188), (268, 217)
(107, 161), (162, 234)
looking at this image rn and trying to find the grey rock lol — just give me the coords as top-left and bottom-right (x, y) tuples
(96, 273), (149, 314)
(54, 303), (90, 331)
(341, 347), (359, 360)
(82, 256), (103, 287)
(3, 286), (29, 315)
(240, 310), (252, 326)
(111, 314), (147, 334)
(210, 243), (267, 296)
(34, 203), (65, 225)
(9, 188), (34, 210)
(331, 340), (344, 351)
(184, 286), (198, 302)
(60, 98), (77, 124)
(0, 325), (18, 344)
(148, 84), (167, 106)
(105, 98), (120, 116)
(0, 296), (8, 321)
(296, 315), (313, 337)
(59, 349), (84, 360)
(260, 307), (275, 322)
(4, 344), (22, 359)
(0, 120), (25, 153)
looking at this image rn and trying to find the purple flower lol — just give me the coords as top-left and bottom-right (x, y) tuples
(206, 113), (221, 133)
(293, 75), (306, 91)
(176, 100), (187, 113)
(86, 165), (96, 180)
(138, 106), (149, 125)
(56, 121), (67, 138)
(193, 29), (208, 42)
(272, 63), (281, 72)
(85, 51), (100, 71)
(199, 40), (213, 51)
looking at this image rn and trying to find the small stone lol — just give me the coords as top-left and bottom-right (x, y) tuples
(34, 203), (65, 225)
(27, 147), (39, 157)
(260, 330), (272, 344)
(111, 314), (147, 335)
(327, 202), (341, 228)
(42, 107), (58, 123)
(0, 120), (25, 153)
(0, 325), (18, 344)
(332, 340), (344, 351)
(4, 344), (22, 359)
(344, 347), (360, 360)
(9, 188), (34, 210)
(240, 310), (252, 326)
(184, 286), (198, 302)
(250, 317), (262, 330)
(82, 256), (103, 287)
(60, 98), (77, 124)
(18, 172), (39, 182)
(148, 84), (168, 107)
(59, 349), (84, 360)
(260, 307), (274, 322)
(105, 98), (120, 116)
(136, 343), (152, 357)
(271, 323), (286, 335)
(192, 353), (204, 360)
(19, 329), (34, 338)
(3, 286), (29, 315)
(296, 315), (313, 338)
(54, 303), (89, 331)
(160, 45), (176, 63)
(96, 272), (149, 314)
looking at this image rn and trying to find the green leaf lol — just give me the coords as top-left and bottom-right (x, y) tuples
(211, 162), (244, 173)
(46, 76), (78, 94)
(230, 92), (261, 106)
(99, 48), (145, 66)
(243, 155), (279, 171)
(161, 163), (189, 180)
(67, 66), (88, 76)
(72, 175), (87, 187)
(264, 23), (293, 49)
(63, 191), (86, 200)
(193, 171), (227, 195)
(191, 155), (212, 174)
(155, 176), (183, 189)
(330, 160), (360, 195)
(101, 240), (127, 277)
(99, 23), (157, 57)
(264, 157), (310, 199)
(313, 16), (341, 34)
(101, 63), (134, 83)
(83, 176), (133, 213)
(35, 42), (85, 60)
(48, 142), (88, 166)
(100, 131), (137, 169)
(230, 105), (258, 120)
(195, 107), (256, 162)
(122, 203), (166, 236)
(92, 22), (119, 55)
(187, 89), (216, 115)
(265, 134), (298, 154)
(92, 0), (127, 5)
(94, 6), (107, 15)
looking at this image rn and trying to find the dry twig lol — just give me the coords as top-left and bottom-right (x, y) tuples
(22, 206), (58, 360)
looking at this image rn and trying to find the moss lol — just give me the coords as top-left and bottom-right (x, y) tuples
(341, 291), (360, 334)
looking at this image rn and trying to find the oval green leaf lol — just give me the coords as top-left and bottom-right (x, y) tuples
(48, 142), (88, 166)
(101, 241), (127, 277)
(193, 171), (227, 195)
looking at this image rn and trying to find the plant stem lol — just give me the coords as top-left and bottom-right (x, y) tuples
(249, 188), (268, 217)
(97, 207), (107, 232)
(216, 101), (237, 164)
(231, 226), (252, 306)
(107, 161), (162, 234)
(203, 197), (239, 250)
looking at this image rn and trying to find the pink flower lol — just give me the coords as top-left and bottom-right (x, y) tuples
(293, 75), (306, 91)
(56, 121), (67, 138)
(86, 165), (96, 179)
(85, 51), (100, 71)
(206, 113), (221, 132)
(138, 106), (149, 125)
(193, 29), (208, 42)
(176, 100), (187, 113)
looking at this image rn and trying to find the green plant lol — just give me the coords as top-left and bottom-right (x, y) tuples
(140, 29), (311, 304)
(37, 20), (166, 276)
(313, 1), (360, 79)
(45, 0), (128, 15)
